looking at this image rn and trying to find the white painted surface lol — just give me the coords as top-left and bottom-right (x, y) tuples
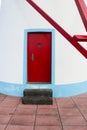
(0, 0), (87, 84)
(84, 0), (87, 6)
(0, 0), (1, 7)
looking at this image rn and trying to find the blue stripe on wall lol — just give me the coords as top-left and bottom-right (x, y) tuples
(0, 81), (87, 97)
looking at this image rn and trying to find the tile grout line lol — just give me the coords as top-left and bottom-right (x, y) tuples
(0, 95), (7, 105)
(55, 98), (63, 130)
(33, 105), (38, 130)
(4, 98), (21, 130)
(71, 97), (87, 123)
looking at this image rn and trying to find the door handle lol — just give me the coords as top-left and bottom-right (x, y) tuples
(31, 53), (34, 61)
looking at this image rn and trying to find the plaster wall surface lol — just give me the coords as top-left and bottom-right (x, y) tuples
(0, 0), (87, 84)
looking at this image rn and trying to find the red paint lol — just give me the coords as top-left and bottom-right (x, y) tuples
(27, 32), (52, 83)
(26, 0), (87, 58)
(73, 35), (87, 41)
(75, 0), (87, 31)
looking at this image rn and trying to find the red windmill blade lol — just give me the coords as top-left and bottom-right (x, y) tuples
(26, 0), (87, 58)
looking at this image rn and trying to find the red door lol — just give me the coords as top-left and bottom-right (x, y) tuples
(27, 32), (52, 83)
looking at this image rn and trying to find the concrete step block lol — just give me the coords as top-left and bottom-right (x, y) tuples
(23, 89), (52, 97)
(22, 96), (53, 105)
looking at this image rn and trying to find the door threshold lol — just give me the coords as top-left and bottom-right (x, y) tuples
(27, 82), (51, 84)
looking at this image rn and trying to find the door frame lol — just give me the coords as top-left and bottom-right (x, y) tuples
(23, 29), (55, 86)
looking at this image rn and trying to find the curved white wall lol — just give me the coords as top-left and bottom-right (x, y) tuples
(0, 0), (87, 84)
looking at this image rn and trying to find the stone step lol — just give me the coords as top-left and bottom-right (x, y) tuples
(22, 96), (53, 105)
(23, 89), (52, 97)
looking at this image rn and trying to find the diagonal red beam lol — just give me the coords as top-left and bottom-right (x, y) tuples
(26, 0), (87, 58)
(75, 0), (87, 31)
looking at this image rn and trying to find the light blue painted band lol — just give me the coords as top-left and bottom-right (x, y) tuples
(0, 81), (87, 97)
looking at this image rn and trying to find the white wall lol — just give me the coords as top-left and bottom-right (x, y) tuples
(0, 0), (87, 84)
(84, 0), (87, 6)
(0, 0), (1, 8)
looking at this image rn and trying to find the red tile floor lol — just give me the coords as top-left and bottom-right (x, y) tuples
(0, 93), (87, 130)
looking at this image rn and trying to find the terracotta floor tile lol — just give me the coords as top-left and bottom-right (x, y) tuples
(0, 125), (6, 130)
(82, 114), (87, 120)
(0, 115), (11, 124)
(38, 99), (57, 109)
(38, 104), (57, 109)
(56, 98), (75, 108)
(36, 115), (61, 126)
(56, 98), (73, 104)
(18, 103), (37, 109)
(10, 115), (35, 125)
(73, 99), (87, 105)
(59, 108), (81, 116)
(0, 96), (6, 101)
(5, 96), (20, 101)
(37, 108), (58, 115)
(1, 93), (87, 129)
(77, 104), (87, 109)
(63, 126), (87, 130)
(56, 98), (76, 108)
(57, 103), (76, 109)
(35, 126), (62, 130)
(0, 107), (15, 115)
(61, 116), (87, 125)
(0, 101), (3, 104)
(80, 109), (87, 114)
(0, 100), (19, 107)
(72, 97), (87, 100)
(14, 108), (36, 115)
(6, 125), (33, 130)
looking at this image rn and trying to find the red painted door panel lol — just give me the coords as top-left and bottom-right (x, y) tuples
(27, 32), (52, 83)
